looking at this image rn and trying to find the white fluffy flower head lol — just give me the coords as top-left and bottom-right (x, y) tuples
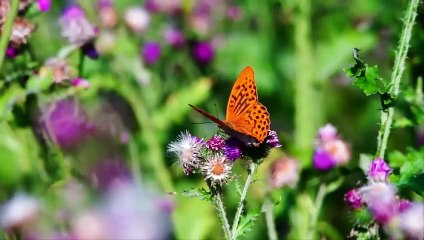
(167, 131), (203, 174)
(201, 154), (233, 186)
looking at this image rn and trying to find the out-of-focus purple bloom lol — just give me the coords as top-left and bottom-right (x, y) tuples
(193, 41), (214, 64)
(36, 0), (51, 12)
(167, 130), (203, 175)
(313, 150), (336, 170)
(124, 7), (150, 33)
(205, 135), (225, 151)
(190, 14), (211, 37)
(41, 99), (94, 148)
(317, 124), (338, 141)
(227, 6), (242, 21)
(398, 203), (424, 239)
(91, 159), (131, 190)
(9, 18), (35, 48)
(144, 0), (159, 12)
(81, 42), (99, 59)
(268, 157), (299, 188)
(313, 124), (350, 171)
(359, 182), (397, 224)
(397, 199), (412, 213)
(266, 130), (282, 148)
(71, 78), (90, 89)
(224, 137), (244, 161)
(44, 57), (71, 84)
(0, 193), (40, 230)
(368, 157), (391, 182)
(144, 0), (181, 13)
(98, 0), (118, 28)
(142, 42), (161, 65)
(59, 6), (97, 45)
(6, 46), (18, 58)
(344, 189), (363, 209)
(164, 26), (185, 48)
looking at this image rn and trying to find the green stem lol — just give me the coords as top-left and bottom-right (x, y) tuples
(307, 183), (327, 240)
(0, 0), (19, 72)
(231, 162), (256, 240)
(376, 0), (421, 158)
(215, 191), (232, 240)
(78, 49), (85, 77)
(264, 193), (278, 240)
(293, 0), (322, 166)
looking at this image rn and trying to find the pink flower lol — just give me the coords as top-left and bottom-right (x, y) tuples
(71, 78), (90, 89)
(344, 189), (363, 209)
(368, 157), (391, 182)
(36, 0), (51, 12)
(59, 6), (97, 45)
(268, 157), (299, 188)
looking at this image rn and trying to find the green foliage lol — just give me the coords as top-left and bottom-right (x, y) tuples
(344, 49), (391, 96)
(235, 209), (261, 238)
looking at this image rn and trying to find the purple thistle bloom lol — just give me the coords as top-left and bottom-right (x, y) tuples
(91, 159), (132, 190)
(397, 199), (412, 212)
(36, 0), (51, 12)
(224, 137), (244, 161)
(41, 99), (95, 148)
(193, 41), (214, 64)
(81, 42), (99, 59)
(368, 157), (391, 182)
(6, 46), (18, 58)
(344, 189), (363, 209)
(59, 5), (97, 45)
(205, 135), (225, 151)
(265, 130), (282, 148)
(164, 27), (185, 48)
(312, 150), (336, 170)
(142, 42), (161, 65)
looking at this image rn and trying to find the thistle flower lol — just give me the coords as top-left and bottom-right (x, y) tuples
(368, 157), (391, 182)
(124, 7), (150, 33)
(227, 6), (242, 21)
(9, 18), (35, 48)
(71, 78), (90, 89)
(163, 26), (185, 48)
(223, 137), (244, 161)
(397, 199), (412, 213)
(266, 130), (282, 148)
(44, 57), (72, 84)
(205, 135), (225, 151)
(6, 46), (19, 58)
(98, 0), (118, 28)
(344, 189), (363, 209)
(193, 41), (214, 64)
(0, 193), (40, 230)
(267, 157), (299, 188)
(313, 124), (350, 170)
(142, 42), (161, 65)
(36, 0), (51, 12)
(398, 203), (424, 239)
(167, 131), (203, 174)
(59, 6), (97, 45)
(201, 153), (233, 186)
(81, 42), (99, 59)
(359, 182), (397, 224)
(91, 159), (131, 190)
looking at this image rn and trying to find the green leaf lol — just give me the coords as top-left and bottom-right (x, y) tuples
(236, 209), (260, 237)
(326, 177), (345, 194)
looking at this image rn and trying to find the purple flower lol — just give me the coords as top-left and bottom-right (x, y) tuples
(91, 159), (131, 190)
(81, 42), (99, 59)
(6, 46), (18, 58)
(142, 42), (161, 65)
(41, 99), (94, 148)
(205, 135), (225, 151)
(368, 157), (391, 182)
(398, 203), (424, 239)
(0, 193), (40, 230)
(164, 27), (185, 48)
(313, 150), (336, 170)
(266, 130), (282, 148)
(397, 199), (412, 212)
(71, 78), (90, 89)
(359, 182), (397, 224)
(317, 124), (338, 141)
(167, 131), (203, 175)
(36, 0), (51, 12)
(224, 137), (244, 161)
(193, 41), (214, 64)
(59, 6), (97, 45)
(344, 189), (363, 209)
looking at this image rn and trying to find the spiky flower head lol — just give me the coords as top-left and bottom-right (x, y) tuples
(201, 153), (232, 186)
(167, 131), (203, 175)
(344, 189), (363, 209)
(359, 182), (397, 224)
(223, 137), (244, 161)
(266, 130), (282, 148)
(205, 135), (225, 151)
(368, 157), (391, 182)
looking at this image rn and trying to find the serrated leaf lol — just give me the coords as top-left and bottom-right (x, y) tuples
(181, 187), (213, 202)
(235, 209), (260, 237)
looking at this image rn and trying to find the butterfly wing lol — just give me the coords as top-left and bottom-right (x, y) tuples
(225, 66), (270, 143)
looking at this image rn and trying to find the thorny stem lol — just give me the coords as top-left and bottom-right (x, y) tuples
(0, 0), (19, 72)
(231, 162), (256, 240)
(376, 0), (421, 158)
(264, 193), (278, 240)
(215, 191), (232, 240)
(307, 183), (327, 240)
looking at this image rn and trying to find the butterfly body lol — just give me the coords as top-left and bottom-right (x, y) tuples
(189, 66), (270, 146)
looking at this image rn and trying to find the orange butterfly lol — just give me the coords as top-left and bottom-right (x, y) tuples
(189, 66), (270, 146)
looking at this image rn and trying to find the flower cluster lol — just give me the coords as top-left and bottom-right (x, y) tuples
(312, 124), (351, 170)
(344, 157), (423, 239)
(167, 130), (281, 186)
